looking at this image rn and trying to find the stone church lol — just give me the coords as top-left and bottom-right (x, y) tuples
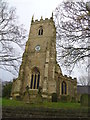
(11, 15), (77, 101)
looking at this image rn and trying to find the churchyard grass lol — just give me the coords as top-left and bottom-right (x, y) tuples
(2, 98), (88, 110)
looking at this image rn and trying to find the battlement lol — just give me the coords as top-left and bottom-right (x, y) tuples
(31, 14), (53, 24)
(68, 76), (77, 81)
(64, 75), (77, 81)
(73, 78), (77, 81)
(64, 75), (68, 77)
(32, 17), (53, 23)
(69, 76), (72, 79)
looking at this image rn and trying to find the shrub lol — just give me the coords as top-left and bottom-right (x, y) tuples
(2, 82), (12, 98)
(52, 93), (57, 102)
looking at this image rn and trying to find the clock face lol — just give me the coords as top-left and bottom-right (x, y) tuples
(35, 45), (40, 51)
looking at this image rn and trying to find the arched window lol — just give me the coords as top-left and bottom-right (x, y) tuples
(30, 67), (40, 89)
(38, 26), (43, 35)
(62, 81), (67, 95)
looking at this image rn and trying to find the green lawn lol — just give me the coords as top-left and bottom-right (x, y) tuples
(2, 98), (85, 109)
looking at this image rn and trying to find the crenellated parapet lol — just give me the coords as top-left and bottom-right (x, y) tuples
(31, 14), (54, 25)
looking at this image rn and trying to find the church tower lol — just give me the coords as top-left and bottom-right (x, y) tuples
(11, 15), (77, 101)
(11, 15), (58, 100)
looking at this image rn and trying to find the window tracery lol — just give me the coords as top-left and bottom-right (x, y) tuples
(30, 67), (40, 89)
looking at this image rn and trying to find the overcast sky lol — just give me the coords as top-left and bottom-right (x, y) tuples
(7, 0), (63, 31)
(0, 0), (88, 82)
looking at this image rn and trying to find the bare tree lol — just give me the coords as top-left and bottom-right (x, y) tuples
(78, 75), (89, 86)
(0, 0), (27, 75)
(54, 1), (90, 73)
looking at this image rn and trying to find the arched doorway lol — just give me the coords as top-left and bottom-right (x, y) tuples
(30, 67), (40, 89)
(62, 81), (67, 95)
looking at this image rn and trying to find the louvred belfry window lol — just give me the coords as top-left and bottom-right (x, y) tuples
(38, 26), (43, 35)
